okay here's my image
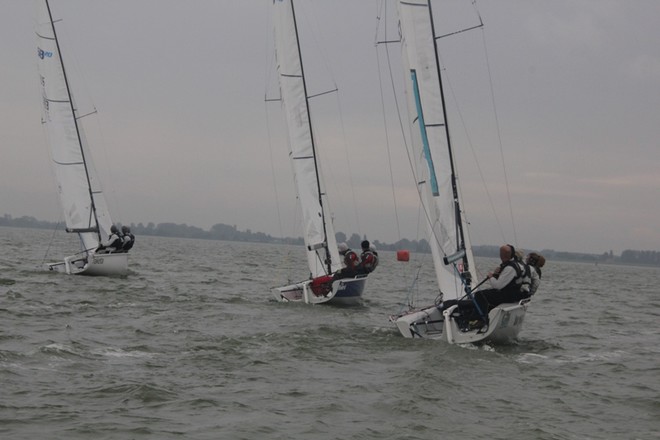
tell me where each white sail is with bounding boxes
[272,0,340,278]
[35,0,114,253]
[398,0,476,300]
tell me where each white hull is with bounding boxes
[390,299,530,344]
[46,252,128,277]
[273,276,367,306]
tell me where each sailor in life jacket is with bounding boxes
[96,225,123,254]
[369,244,379,271]
[358,240,378,274]
[121,225,135,253]
[332,242,360,280]
[476,244,532,310]
[526,252,546,295]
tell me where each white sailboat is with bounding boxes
[271,0,367,305]
[35,0,128,276]
[388,0,528,343]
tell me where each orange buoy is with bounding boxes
[397,250,410,262]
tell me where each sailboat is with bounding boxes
[35,0,128,276]
[270,0,367,305]
[387,0,528,343]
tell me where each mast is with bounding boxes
[44,0,101,242]
[426,0,470,278]
[289,0,333,274]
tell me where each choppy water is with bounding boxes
[1,226,658,439]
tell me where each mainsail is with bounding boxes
[272,0,341,278]
[35,0,114,253]
[398,0,476,300]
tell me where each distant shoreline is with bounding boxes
[2,214,658,267]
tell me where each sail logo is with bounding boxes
[38,47,53,59]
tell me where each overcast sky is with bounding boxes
[2,1,659,255]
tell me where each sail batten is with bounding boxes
[53,161,85,166]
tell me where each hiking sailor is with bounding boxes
[96,225,123,254]
[333,242,360,280]
[526,251,545,295]
[121,225,135,253]
[474,244,531,312]
[357,240,378,274]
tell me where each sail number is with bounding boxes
[37,47,53,59]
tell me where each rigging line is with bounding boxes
[297,1,338,92]
[375,0,402,243]
[45,1,100,243]
[87,104,122,224]
[41,217,63,266]
[263,99,285,242]
[264,13,291,280]
[289,1,332,274]
[334,89,361,236]
[398,265,422,313]
[407,202,435,307]
[379,0,451,261]
[76,109,97,120]
[296,4,358,241]
[438,51,507,243]
[308,88,337,99]
[480,23,518,246]
[55,15,117,221]
[382,5,419,244]
[377,4,450,262]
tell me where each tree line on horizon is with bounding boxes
[2,214,659,266]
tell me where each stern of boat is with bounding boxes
[443,300,529,345]
[389,305,445,339]
[327,276,367,305]
[391,299,530,344]
[273,275,367,305]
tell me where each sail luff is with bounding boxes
[426,0,471,275]
[398,0,476,300]
[273,0,340,277]
[42,0,99,238]
[36,0,113,251]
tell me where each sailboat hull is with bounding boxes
[46,252,128,277]
[390,299,529,344]
[273,276,367,306]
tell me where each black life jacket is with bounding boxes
[109,233,123,251]
[499,260,531,296]
[123,233,135,252]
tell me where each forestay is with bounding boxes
[35,0,113,252]
[272,0,341,278]
[398,0,476,301]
